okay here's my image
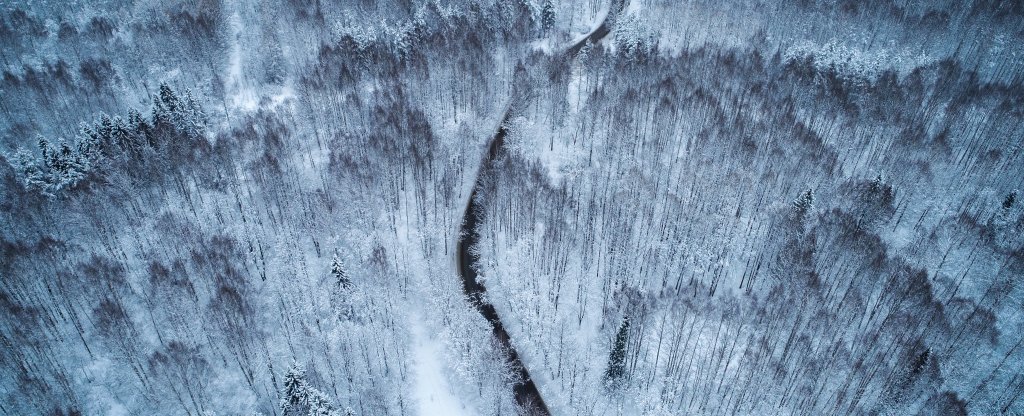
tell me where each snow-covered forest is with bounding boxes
[1,0,1022,415]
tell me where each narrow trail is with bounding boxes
[454,7,621,414]
[409,311,472,416]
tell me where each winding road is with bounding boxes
[456,114,552,415]
[454,7,622,414]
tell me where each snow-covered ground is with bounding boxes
[409,311,473,416]
[2,1,1022,415]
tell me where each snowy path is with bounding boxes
[408,312,472,416]
[224,0,257,111]
[564,0,625,55]
[223,0,295,114]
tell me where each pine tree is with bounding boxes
[540,1,555,33]
[11,147,48,194]
[331,255,351,289]
[280,365,341,416]
[910,348,931,377]
[605,316,630,387]
[793,188,814,215]
[153,83,184,139]
[1003,190,1017,210]
[78,120,104,162]
[869,174,884,194]
[127,109,153,148]
[97,115,114,140]
[55,140,87,188]
[281,366,306,414]
[108,116,134,154]
[38,137,54,170]
[182,90,206,140]
[158,83,181,114]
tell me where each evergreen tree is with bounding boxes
[157,83,181,115]
[793,188,814,215]
[152,83,185,140]
[910,348,931,377]
[126,108,154,148]
[56,140,87,188]
[108,116,134,154]
[39,137,54,170]
[869,174,884,194]
[281,366,307,415]
[331,254,351,289]
[9,83,210,197]
[11,147,48,194]
[182,90,206,140]
[78,120,104,162]
[1003,190,1017,210]
[540,1,555,33]
[280,365,341,416]
[605,316,630,387]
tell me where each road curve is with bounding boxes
[564,0,624,57]
[456,6,624,411]
[456,112,551,415]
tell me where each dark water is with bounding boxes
[456,18,621,410]
[456,120,550,415]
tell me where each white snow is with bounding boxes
[783,39,937,81]
[564,7,609,51]
[409,312,473,416]
[225,0,258,112]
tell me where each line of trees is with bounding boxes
[9,84,205,196]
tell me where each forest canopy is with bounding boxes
[1,0,1022,415]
